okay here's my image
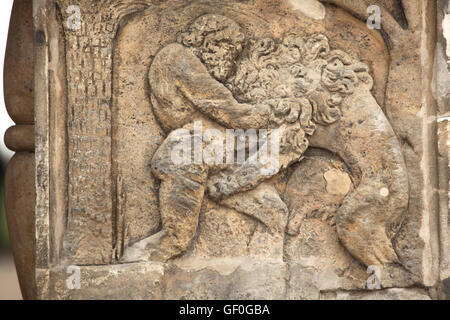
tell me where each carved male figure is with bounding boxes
[121,14,305,262]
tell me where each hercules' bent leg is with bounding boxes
[121,128,208,262]
[150,129,208,261]
[151,171,207,261]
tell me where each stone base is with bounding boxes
[37,257,430,300]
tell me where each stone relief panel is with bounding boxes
[120,12,408,273]
[114,1,404,286]
[32,0,446,299]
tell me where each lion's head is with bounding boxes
[228,33,374,135]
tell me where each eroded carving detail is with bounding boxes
[56,0,149,264]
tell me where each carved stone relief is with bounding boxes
[118,14,408,277]
[11,0,445,299]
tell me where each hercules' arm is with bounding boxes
[168,44,272,129]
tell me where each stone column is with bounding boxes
[3,0,36,300]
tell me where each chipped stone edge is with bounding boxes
[34,0,50,271]
[436,0,450,281]
[288,0,326,20]
[419,0,440,288]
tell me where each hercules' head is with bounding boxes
[178,14,245,82]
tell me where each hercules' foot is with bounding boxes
[120,230,169,263]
